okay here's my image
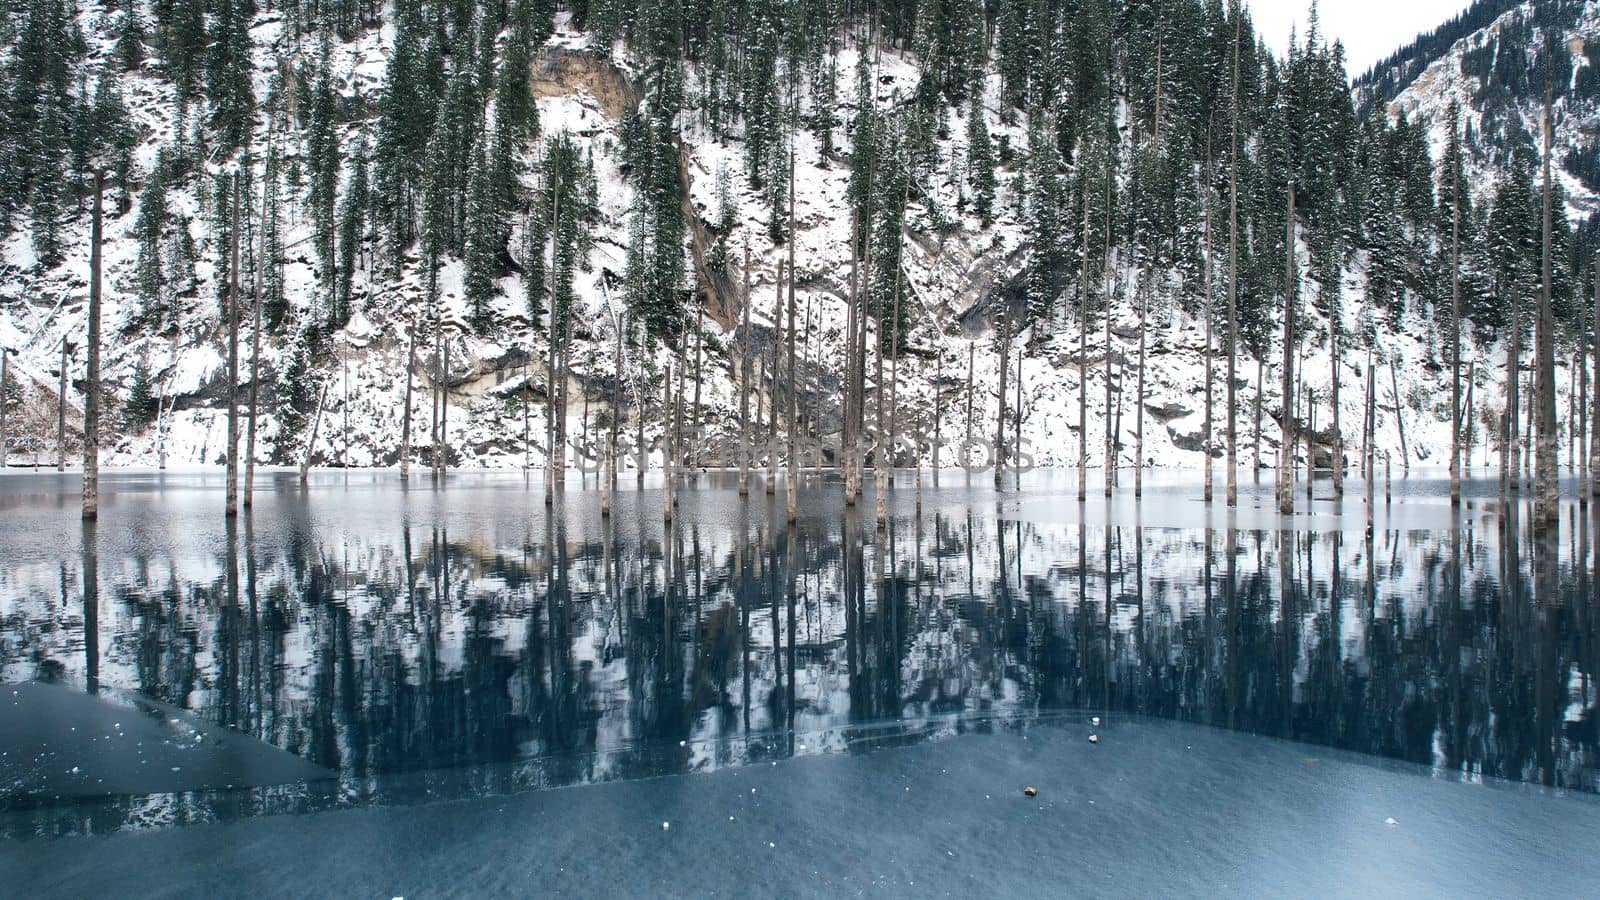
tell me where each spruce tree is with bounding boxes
[966,91,996,227]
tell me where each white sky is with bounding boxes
[1246,0,1479,76]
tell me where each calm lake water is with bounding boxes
[2,468,1598,886]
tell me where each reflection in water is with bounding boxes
[1,477,1598,836]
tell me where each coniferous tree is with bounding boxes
[966,91,996,227]
[205,0,255,150]
[335,141,370,328]
[307,54,342,286]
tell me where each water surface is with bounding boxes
[1,469,1597,849]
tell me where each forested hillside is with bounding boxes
[0,0,1594,479]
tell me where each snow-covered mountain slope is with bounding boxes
[0,7,1587,474]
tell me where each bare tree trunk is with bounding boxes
[1227,12,1242,508]
[603,315,620,517]
[663,359,675,521]
[401,323,416,480]
[57,340,67,471]
[1254,359,1263,481]
[995,311,1007,491]
[300,382,328,483]
[1079,177,1091,502]
[1592,250,1600,496]
[545,165,561,504]
[226,172,241,516]
[1450,149,1462,506]
[341,343,349,469]
[844,212,860,504]
[1277,182,1297,516]
[441,336,451,474]
[1331,295,1344,498]
[636,323,646,488]
[1365,346,1377,508]
[1203,141,1215,503]
[1390,358,1410,473]
[0,348,8,468]
[83,171,104,521]
[786,232,798,524]
[1535,83,1560,527]
[769,260,783,496]
[1014,344,1022,481]
[245,175,265,508]
[692,301,704,474]
[740,244,752,497]
[1135,278,1147,498]
[965,342,975,471]
[1102,165,1115,499]
[430,271,441,478]
[1508,284,1521,489]
[672,341,684,505]
[1464,363,1477,474]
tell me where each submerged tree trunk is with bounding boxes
[663,359,675,521]
[1204,141,1216,503]
[1330,291,1344,498]
[83,171,104,521]
[995,311,1007,491]
[226,173,241,517]
[740,244,752,497]
[545,166,561,505]
[1277,183,1296,516]
[57,339,68,471]
[1534,85,1559,528]
[1507,285,1521,490]
[1226,12,1242,508]
[692,301,704,474]
[245,175,265,508]
[1450,152,1463,506]
[1135,277,1147,498]
[0,349,8,468]
[1102,166,1115,499]
[300,382,328,483]
[1592,250,1600,496]
[1079,178,1091,502]
[400,323,417,480]
[786,160,798,524]
[1389,359,1409,474]
[769,260,783,496]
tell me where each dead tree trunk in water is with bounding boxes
[995,310,1008,491]
[663,359,675,521]
[1592,251,1600,496]
[245,173,265,509]
[843,212,860,504]
[0,349,8,468]
[58,339,68,471]
[545,165,561,505]
[1226,12,1242,508]
[1534,82,1559,528]
[1102,163,1115,499]
[1203,140,1216,503]
[1079,178,1091,502]
[691,301,704,474]
[400,323,417,480]
[786,159,799,523]
[1507,284,1521,490]
[1450,141,1463,506]
[1389,358,1409,474]
[1277,182,1297,516]
[739,244,752,497]
[300,382,328,483]
[225,172,241,517]
[769,260,783,496]
[83,171,104,521]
